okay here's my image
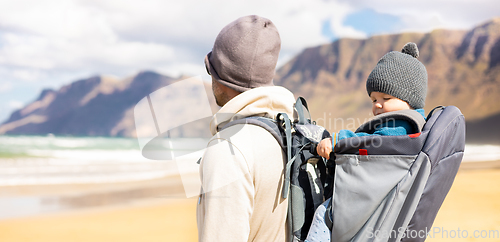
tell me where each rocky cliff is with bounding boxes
[0,71,217,138]
[274,18,500,143]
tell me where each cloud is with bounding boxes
[7,100,24,110]
[78,0,357,67]
[0,0,363,85]
[2,0,497,83]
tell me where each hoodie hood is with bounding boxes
[210,86,295,135]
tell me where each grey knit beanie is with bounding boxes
[204,15,281,93]
[366,42,428,109]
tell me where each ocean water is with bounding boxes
[0,135,208,186]
[461,144,500,162]
[0,135,498,187]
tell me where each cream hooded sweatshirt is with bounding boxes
[197,86,295,242]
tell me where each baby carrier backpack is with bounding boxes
[222,97,331,242]
[323,106,466,242]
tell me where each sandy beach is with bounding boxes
[426,167,500,241]
[0,163,499,242]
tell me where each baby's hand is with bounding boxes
[316,137,333,160]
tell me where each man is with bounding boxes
[197,15,295,242]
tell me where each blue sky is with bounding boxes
[322,8,402,40]
[343,9,401,37]
[0,0,499,123]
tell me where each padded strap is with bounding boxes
[221,116,283,147]
[355,109,426,134]
[295,97,309,125]
[295,97,307,124]
[278,113,293,199]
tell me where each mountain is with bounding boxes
[1,18,500,143]
[274,18,500,143]
[0,71,217,138]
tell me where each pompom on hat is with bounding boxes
[366,42,428,109]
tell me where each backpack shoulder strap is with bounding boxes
[219,96,312,147]
[220,116,283,148]
[355,109,426,134]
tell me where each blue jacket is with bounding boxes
[333,109,425,145]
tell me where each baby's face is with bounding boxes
[370,92,411,116]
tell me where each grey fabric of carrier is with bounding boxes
[355,109,426,134]
[329,106,465,242]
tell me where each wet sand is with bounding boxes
[0,162,498,242]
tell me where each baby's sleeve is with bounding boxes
[335,129,373,143]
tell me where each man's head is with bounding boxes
[211,77,241,107]
[366,42,428,112]
[205,15,281,106]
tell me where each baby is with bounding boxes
[317,42,427,159]
[306,42,428,242]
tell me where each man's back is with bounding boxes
[198,123,288,241]
[197,86,295,241]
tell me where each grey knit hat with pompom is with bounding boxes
[366,42,428,109]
